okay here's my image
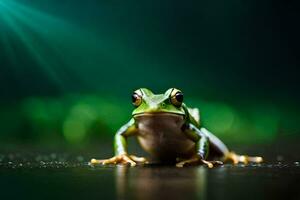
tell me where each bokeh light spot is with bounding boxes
[200,101,236,134]
[63,118,86,144]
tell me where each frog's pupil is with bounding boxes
[175,93,183,102]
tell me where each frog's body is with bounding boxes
[135,113,194,161]
[91,88,263,167]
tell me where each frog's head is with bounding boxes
[131,88,186,117]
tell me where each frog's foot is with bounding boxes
[128,155,149,164]
[90,154,136,166]
[224,151,263,164]
[90,154,148,167]
[176,155,223,168]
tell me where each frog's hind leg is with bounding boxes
[200,128,263,164]
[223,151,263,164]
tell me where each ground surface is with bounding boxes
[0,140,300,200]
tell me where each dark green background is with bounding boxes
[0,0,299,146]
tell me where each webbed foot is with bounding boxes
[176,155,223,168]
[224,151,263,164]
[90,154,148,167]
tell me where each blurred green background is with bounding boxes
[0,0,299,147]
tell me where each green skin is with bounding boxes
[92,88,263,167]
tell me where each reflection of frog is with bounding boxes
[91,88,263,168]
[115,166,207,200]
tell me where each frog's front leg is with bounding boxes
[90,119,147,167]
[176,124,223,168]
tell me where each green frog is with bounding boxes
[91,88,263,168]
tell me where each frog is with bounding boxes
[90,88,263,168]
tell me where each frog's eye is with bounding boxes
[170,89,184,107]
[132,92,142,107]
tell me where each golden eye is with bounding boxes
[132,92,142,107]
[170,89,183,107]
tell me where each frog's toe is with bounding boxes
[129,155,148,164]
[200,160,214,168]
[102,156,119,165]
[90,154,137,166]
[201,160,223,168]
[176,156,223,168]
[90,158,105,165]
[244,156,263,163]
[175,162,185,168]
[176,156,199,167]
[120,155,137,166]
[224,152,239,164]
[211,160,224,165]
[89,157,119,165]
[224,152,263,164]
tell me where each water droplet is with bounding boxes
[77,156,84,162]
[50,153,57,159]
[276,155,284,161]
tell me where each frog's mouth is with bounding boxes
[133,112,185,119]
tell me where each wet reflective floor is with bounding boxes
[1,151,300,200]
